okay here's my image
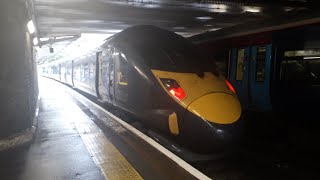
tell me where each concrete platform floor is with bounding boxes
[0,77,198,180]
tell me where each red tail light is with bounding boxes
[226,80,236,94]
[160,78,186,101]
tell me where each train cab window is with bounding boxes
[236,49,245,81]
[282,49,320,84]
[139,46,170,70]
[255,46,267,82]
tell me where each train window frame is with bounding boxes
[235,48,245,81]
[255,46,267,82]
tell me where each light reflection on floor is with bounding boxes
[39,77,142,180]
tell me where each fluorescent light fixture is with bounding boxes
[196,16,213,20]
[33,38,38,46]
[304,56,320,59]
[56,36,74,39]
[27,20,35,34]
[243,6,261,13]
[209,28,221,31]
[40,37,50,41]
[208,4,228,13]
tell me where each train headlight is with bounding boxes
[160,78,186,101]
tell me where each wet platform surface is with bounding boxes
[0,77,198,180]
[1,77,320,180]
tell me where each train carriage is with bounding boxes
[194,22,320,113]
[41,25,243,153]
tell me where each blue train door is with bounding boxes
[230,48,250,109]
[229,45,272,111]
[109,51,116,105]
[250,45,272,111]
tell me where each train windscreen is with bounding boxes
[122,27,219,75]
[136,38,218,75]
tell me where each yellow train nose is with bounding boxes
[187,93,241,124]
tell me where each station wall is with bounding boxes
[0,0,39,138]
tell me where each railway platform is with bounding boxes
[0,77,206,180]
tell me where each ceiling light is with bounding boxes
[196,16,213,20]
[243,6,261,13]
[33,38,38,46]
[27,20,35,34]
[40,37,50,41]
[209,28,221,31]
[207,4,228,13]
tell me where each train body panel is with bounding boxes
[73,54,97,96]
[196,23,320,113]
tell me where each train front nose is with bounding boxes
[183,93,243,153]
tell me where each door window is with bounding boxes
[117,53,129,86]
[101,49,110,86]
[236,49,245,80]
[255,46,267,81]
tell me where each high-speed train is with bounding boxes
[40,25,242,153]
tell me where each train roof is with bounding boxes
[108,25,188,47]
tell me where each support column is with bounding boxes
[0,0,38,138]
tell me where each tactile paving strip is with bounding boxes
[68,100,142,180]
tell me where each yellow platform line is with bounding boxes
[67,100,142,180]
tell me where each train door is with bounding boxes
[114,49,129,109]
[249,45,272,111]
[230,45,272,111]
[58,64,62,81]
[61,63,66,83]
[98,51,107,101]
[230,48,250,109]
[109,50,116,105]
[97,51,103,98]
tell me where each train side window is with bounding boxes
[67,63,71,75]
[236,49,245,81]
[255,46,267,82]
[282,49,320,84]
[83,62,89,81]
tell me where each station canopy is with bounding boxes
[30,0,318,63]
